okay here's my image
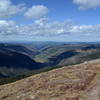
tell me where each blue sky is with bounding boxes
[7,0,100,25]
[9,0,100,25]
[0,0,100,42]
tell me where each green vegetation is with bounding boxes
[0,67,59,85]
[0,75,27,85]
[82,51,100,61]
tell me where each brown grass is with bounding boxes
[1,59,100,100]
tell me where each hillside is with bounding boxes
[1,59,100,100]
[35,43,100,66]
[0,43,38,57]
[0,47,43,78]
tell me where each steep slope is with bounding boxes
[48,50,78,65]
[1,59,100,100]
[0,48,43,77]
[0,43,38,57]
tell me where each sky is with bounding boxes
[0,0,100,42]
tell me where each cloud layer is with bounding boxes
[73,0,100,10]
[0,19,100,42]
[24,5,49,19]
[0,0,26,18]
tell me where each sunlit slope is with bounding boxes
[1,59,100,100]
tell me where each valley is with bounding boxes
[0,42,100,85]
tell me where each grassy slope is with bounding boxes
[1,60,100,100]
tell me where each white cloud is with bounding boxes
[0,20,19,36]
[0,0,26,18]
[34,17,49,26]
[0,19,100,42]
[71,25,100,34]
[24,5,49,19]
[73,0,100,10]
